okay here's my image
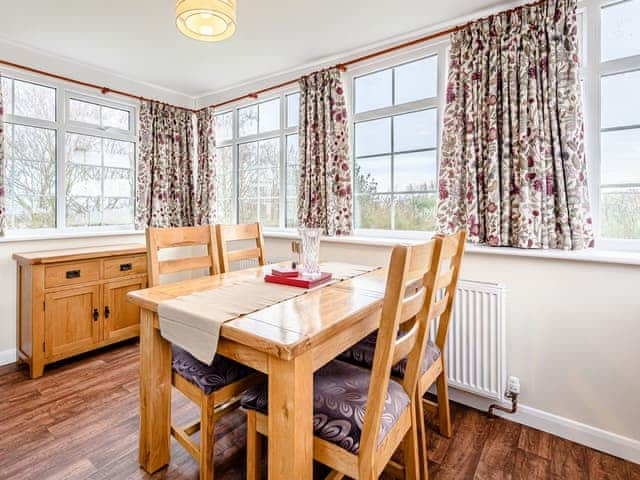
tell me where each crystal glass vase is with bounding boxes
[298,227,322,279]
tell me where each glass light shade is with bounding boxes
[176,0,236,42]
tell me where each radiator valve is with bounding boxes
[488,376,520,418]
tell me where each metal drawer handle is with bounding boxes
[93,308,99,322]
[120,263,133,272]
[66,270,81,279]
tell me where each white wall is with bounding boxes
[265,237,640,456]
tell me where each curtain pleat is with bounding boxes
[194,107,216,226]
[136,100,196,228]
[437,0,594,250]
[298,67,352,236]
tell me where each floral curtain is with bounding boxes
[436,0,594,250]
[0,80,5,236]
[298,67,352,236]
[194,107,216,225]
[136,100,196,228]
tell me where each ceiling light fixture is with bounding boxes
[176,0,236,42]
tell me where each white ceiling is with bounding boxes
[0,0,506,98]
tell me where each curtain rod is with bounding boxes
[210,0,545,110]
[0,0,544,114]
[0,59,197,113]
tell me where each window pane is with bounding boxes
[394,193,437,231]
[601,129,640,185]
[286,134,299,228]
[355,69,392,113]
[355,194,392,229]
[69,99,100,126]
[394,151,437,192]
[259,199,280,227]
[2,77,13,115]
[3,123,56,229]
[239,199,258,224]
[215,112,233,142]
[259,99,280,133]
[602,0,640,61]
[215,146,234,223]
[65,134,134,227]
[101,105,130,130]
[355,118,391,157]
[238,142,257,172]
[286,134,299,165]
[602,71,640,129]
[601,187,640,239]
[355,156,391,193]
[393,109,437,152]
[287,93,300,128]
[13,80,55,121]
[238,105,258,137]
[258,137,279,168]
[394,56,438,104]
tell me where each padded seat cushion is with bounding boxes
[172,345,255,395]
[338,331,441,378]
[241,360,409,454]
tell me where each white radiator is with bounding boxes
[430,280,507,402]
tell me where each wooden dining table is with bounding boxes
[127,263,388,478]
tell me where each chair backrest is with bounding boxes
[359,238,445,463]
[146,225,219,287]
[216,223,266,273]
[432,230,467,352]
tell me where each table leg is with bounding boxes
[138,309,172,473]
[268,351,313,479]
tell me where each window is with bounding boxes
[596,0,640,241]
[213,92,299,228]
[351,54,442,233]
[1,74,137,234]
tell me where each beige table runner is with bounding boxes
[158,263,379,364]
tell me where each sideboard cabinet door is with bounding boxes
[103,278,146,343]
[44,286,101,361]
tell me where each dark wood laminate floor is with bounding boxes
[0,342,637,480]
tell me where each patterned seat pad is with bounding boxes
[172,345,256,395]
[241,360,410,454]
[338,331,441,378]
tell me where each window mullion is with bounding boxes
[56,85,66,230]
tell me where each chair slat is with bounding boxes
[428,294,449,320]
[153,226,214,249]
[436,268,454,290]
[219,223,260,242]
[392,324,419,365]
[226,247,262,263]
[159,255,214,275]
[399,287,426,324]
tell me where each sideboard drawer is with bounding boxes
[103,255,147,279]
[45,261,101,289]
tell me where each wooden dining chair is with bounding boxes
[215,223,266,273]
[146,225,261,480]
[242,240,444,480]
[337,230,467,479]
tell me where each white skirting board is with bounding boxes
[0,348,16,366]
[446,387,640,465]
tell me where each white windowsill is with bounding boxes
[0,229,144,244]
[264,231,640,267]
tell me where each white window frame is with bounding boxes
[582,0,640,251]
[214,89,299,230]
[1,66,138,237]
[344,40,449,239]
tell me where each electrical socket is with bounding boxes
[507,376,521,395]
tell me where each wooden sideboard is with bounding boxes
[13,244,148,378]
